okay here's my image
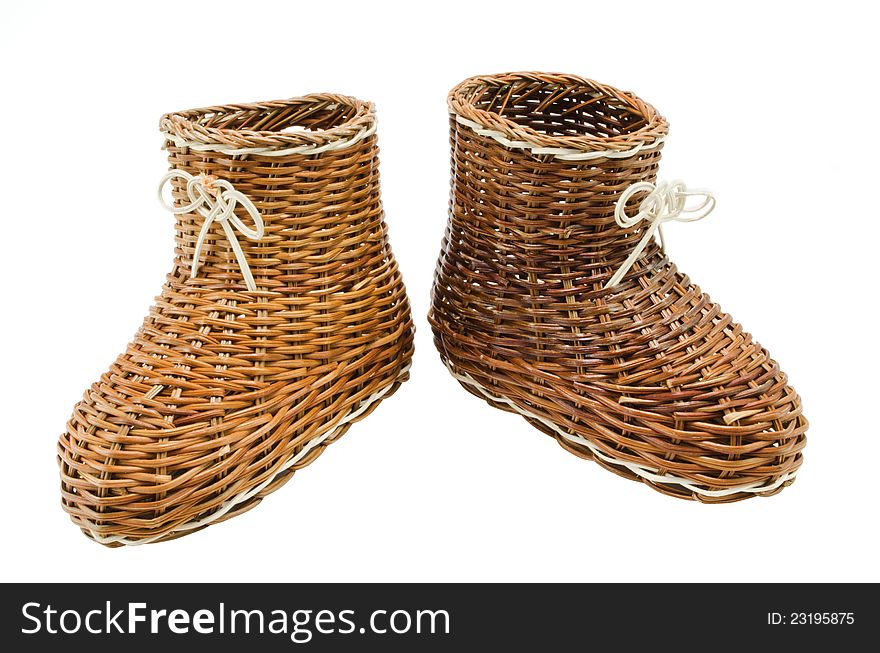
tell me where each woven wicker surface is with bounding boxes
[58,94,414,545]
[430,72,806,502]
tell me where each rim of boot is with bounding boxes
[160,93,377,156]
[448,72,670,160]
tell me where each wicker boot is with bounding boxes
[430,72,806,502]
[58,95,414,544]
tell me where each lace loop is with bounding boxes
[158,170,264,291]
[605,180,715,289]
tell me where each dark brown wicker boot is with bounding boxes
[430,72,806,502]
[58,94,414,544]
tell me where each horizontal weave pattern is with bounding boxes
[59,94,414,544]
[430,72,806,501]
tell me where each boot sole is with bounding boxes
[442,359,800,503]
[64,363,411,546]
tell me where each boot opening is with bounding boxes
[450,72,667,148]
[188,97,366,133]
[160,94,375,152]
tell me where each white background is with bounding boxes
[1,0,877,583]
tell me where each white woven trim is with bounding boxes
[452,113,665,161]
[446,364,798,498]
[161,121,377,157]
[86,363,410,546]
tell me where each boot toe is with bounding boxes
[432,265,807,502]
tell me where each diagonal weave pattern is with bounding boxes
[58,94,414,545]
[430,72,806,502]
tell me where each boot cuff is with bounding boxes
[448,72,668,160]
[159,93,376,157]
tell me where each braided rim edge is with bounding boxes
[159,93,377,156]
[448,71,670,156]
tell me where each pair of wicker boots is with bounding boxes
[59,73,807,545]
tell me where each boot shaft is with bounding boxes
[160,95,388,293]
[445,73,670,273]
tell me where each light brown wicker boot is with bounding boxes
[430,72,806,502]
[58,95,414,545]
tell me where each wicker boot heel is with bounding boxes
[430,72,807,502]
[58,94,414,545]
